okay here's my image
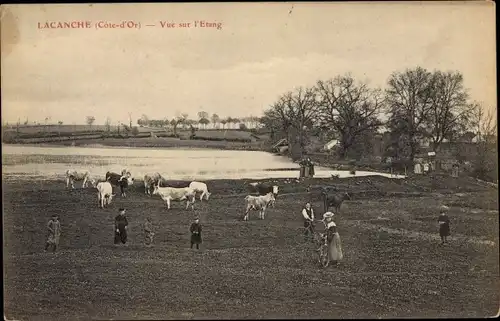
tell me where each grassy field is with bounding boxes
[29,136,267,151]
[2,125,270,150]
[3,174,499,320]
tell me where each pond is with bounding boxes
[1,145,405,180]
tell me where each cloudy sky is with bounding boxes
[1,2,496,125]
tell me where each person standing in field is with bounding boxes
[189,217,202,250]
[144,217,154,246]
[44,214,61,253]
[114,208,129,245]
[438,205,451,244]
[322,212,343,265]
[302,202,315,241]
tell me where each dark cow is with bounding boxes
[321,190,351,214]
[105,170,134,197]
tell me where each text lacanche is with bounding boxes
[37,20,223,30]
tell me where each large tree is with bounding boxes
[385,67,436,162]
[421,71,470,152]
[316,75,383,159]
[262,87,319,158]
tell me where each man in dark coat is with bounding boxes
[114,208,129,245]
[190,217,202,249]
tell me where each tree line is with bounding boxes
[260,66,497,164]
[136,112,262,134]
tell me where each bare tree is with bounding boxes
[57,121,63,136]
[181,113,189,129]
[468,104,498,181]
[421,71,470,151]
[316,75,384,158]
[221,118,228,129]
[86,116,96,130]
[105,117,112,132]
[128,112,133,129]
[385,67,436,162]
[198,111,209,121]
[211,113,220,129]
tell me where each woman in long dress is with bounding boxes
[322,212,343,265]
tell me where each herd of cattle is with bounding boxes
[64,169,290,220]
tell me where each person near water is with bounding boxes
[307,157,315,177]
[45,214,61,252]
[190,217,202,249]
[114,208,129,245]
[322,212,343,265]
[438,205,451,244]
[302,202,315,241]
[144,217,154,246]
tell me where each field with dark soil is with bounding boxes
[3,175,499,320]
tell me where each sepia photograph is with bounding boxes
[1,2,498,320]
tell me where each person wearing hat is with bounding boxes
[45,214,61,253]
[438,205,451,244]
[322,212,343,265]
[189,217,202,250]
[301,202,315,241]
[114,208,129,245]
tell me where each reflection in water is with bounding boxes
[2,145,405,180]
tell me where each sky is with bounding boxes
[1,2,496,125]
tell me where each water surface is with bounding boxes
[2,145,405,180]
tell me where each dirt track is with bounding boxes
[3,174,499,319]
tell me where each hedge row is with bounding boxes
[191,135,251,143]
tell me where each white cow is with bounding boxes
[153,185,196,210]
[144,172,164,196]
[189,181,212,201]
[243,192,276,221]
[96,181,116,208]
[65,170,96,189]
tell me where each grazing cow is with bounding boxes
[144,172,164,196]
[65,170,96,189]
[152,185,196,210]
[243,192,276,221]
[321,190,351,214]
[96,181,116,208]
[105,170,134,197]
[189,181,212,201]
[249,182,279,207]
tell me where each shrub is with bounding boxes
[191,135,251,143]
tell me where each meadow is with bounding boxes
[3,174,499,320]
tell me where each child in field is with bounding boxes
[144,217,154,246]
[190,217,202,250]
[438,205,451,244]
[114,208,129,245]
[44,214,61,253]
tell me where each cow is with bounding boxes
[144,172,164,196]
[96,181,116,208]
[321,190,351,214]
[152,185,196,210]
[65,170,97,189]
[248,182,279,207]
[105,170,134,197]
[243,192,276,221]
[189,181,212,201]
